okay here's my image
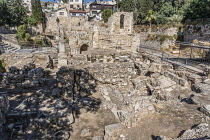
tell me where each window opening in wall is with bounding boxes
[80,44,89,54]
[59,12,64,15]
[120,14,124,29]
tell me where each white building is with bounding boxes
[69,0,83,10]
[22,0,32,12]
[69,10,86,16]
[56,8,69,17]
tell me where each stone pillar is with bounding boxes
[59,41,66,53]
[58,41,68,68]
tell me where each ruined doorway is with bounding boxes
[80,44,89,54]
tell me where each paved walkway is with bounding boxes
[140,49,204,74]
[164,59,204,74]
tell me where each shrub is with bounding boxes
[25,33,31,41]
[102,9,113,23]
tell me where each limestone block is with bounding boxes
[104,123,121,140]
[81,129,92,137]
[148,63,162,73]
[179,78,188,87]
[173,76,180,84]
[179,123,210,139]
[157,75,176,89]
[192,83,210,94]
[58,59,67,67]
[92,136,103,140]
[200,105,210,116]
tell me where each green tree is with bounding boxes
[10,0,28,26]
[0,0,28,27]
[17,24,27,39]
[0,0,10,26]
[183,0,210,21]
[62,0,68,3]
[56,17,60,23]
[156,2,175,24]
[31,0,43,24]
[117,0,136,12]
[28,16,37,26]
[145,10,156,32]
[102,9,113,23]
[135,0,154,24]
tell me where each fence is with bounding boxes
[138,45,210,74]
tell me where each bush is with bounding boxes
[102,9,113,23]
[28,16,37,26]
[25,33,31,41]
[0,60,6,73]
[17,24,27,39]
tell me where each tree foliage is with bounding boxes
[117,0,136,12]
[17,24,27,39]
[17,24,32,41]
[0,0,28,26]
[62,0,68,3]
[116,0,203,25]
[31,0,43,24]
[183,0,210,21]
[145,10,156,28]
[0,0,10,26]
[102,9,113,23]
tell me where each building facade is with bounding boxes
[89,3,115,20]
[69,0,83,10]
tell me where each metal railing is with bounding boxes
[138,45,210,74]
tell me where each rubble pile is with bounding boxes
[0,51,210,139]
[159,123,210,140]
[1,64,48,88]
[0,92,9,131]
[0,64,102,139]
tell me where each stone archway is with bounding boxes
[80,44,89,54]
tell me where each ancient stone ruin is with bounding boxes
[0,12,210,140]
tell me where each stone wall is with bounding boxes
[136,27,177,50]
[45,12,140,56]
[108,12,133,35]
[184,24,210,43]
[91,12,137,53]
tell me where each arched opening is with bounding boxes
[120,14,125,29]
[80,44,89,54]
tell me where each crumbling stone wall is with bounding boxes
[0,92,9,130]
[108,12,133,34]
[91,12,138,52]
[136,27,177,50]
[184,24,210,43]
[45,12,140,55]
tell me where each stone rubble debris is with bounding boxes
[0,51,210,139]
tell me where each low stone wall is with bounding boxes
[184,24,210,43]
[0,34,21,49]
